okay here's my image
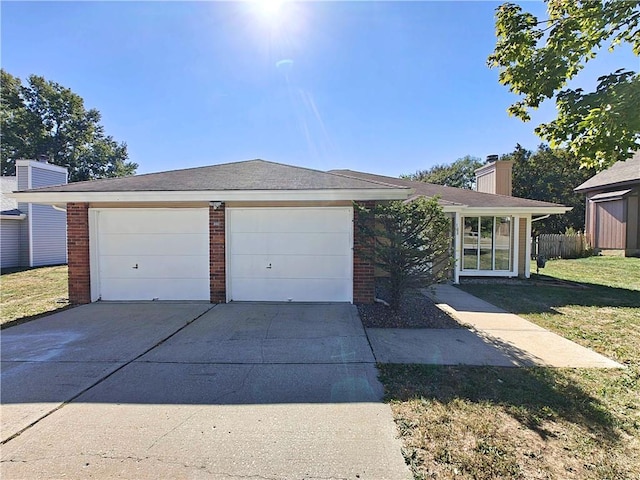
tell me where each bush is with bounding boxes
[355,197,453,310]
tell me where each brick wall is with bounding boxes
[210,204,226,303]
[353,201,375,304]
[67,202,91,304]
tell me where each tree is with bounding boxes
[402,155,484,189]
[502,144,596,234]
[1,70,137,182]
[488,1,640,169]
[355,197,452,311]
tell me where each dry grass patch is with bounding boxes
[1,265,70,327]
[381,365,638,480]
[381,257,639,480]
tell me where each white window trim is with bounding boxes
[458,215,518,278]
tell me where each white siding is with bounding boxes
[16,166,29,191]
[0,220,23,269]
[31,204,67,266]
[14,161,69,267]
[31,167,67,188]
[16,165,31,267]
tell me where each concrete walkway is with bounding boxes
[425,285,622,368]
[366,285,621,368]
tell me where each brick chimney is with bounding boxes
[475,155,513,196]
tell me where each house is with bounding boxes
[1,159,68,269]
[8,159,569,304]
[332,158,570,284]
[575,152,640,257]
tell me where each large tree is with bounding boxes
[402,155,484,189]
[488,1,640,170]
[502,144,596,234]
[1,70,137,182]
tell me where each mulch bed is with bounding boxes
[357,282,462,329]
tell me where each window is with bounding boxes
[462,216,512,271]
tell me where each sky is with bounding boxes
[2,1,638,177]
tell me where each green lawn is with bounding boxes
[0,265,70,327]
[380,256,640,479]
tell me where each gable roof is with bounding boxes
[330,169,569,212]
[1,177,23,217]
[22,160,405,192]
[9,159,410,203]
[575,152,640,192]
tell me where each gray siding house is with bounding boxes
[1,159,68,269]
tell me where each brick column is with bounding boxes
[210,204,226,303]
[353,201,375,304]
[67,202,91,304]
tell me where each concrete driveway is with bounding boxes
[1,303,410,479]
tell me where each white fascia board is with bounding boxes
[7,188,412,204]
[0,214,26,220]
[459,206,572,216]
[440,205,467,213]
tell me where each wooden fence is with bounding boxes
[532,233,592,260]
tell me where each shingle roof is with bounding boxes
[21,159,407,193]
[329,170,566,209]
[574,152,640,192]
[1,177,23,216]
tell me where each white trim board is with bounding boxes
[8,188,410,204]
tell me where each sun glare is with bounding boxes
[253,0,286,18]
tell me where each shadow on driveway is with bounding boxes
[1,302,382,441]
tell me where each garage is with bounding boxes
[92,208,210,301]
[227,207,353,302]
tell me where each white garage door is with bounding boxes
[94,209,209,301]
[228,207,353,302]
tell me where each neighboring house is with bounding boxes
[9,159,569,305]
[575,152,640,257]
[1,159,68,269]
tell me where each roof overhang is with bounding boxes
[7,188,412,204]
[452,206,572,216]
[589,189,632,202]
[575,179,639,193]
[0,213,26,220]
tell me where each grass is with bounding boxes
[0,265,70,328]
[380,256,640,480]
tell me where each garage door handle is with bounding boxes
[266,263,272,269]
[132,263,139,269]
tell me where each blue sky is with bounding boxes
[2,1,638,177]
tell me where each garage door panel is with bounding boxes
[99,255,209,279]
[229,232,350,256]
[230,278,350,302]
[100,278,210,301]
[230,254,350,279]
[267,233,350,255]
[270,254,350,278]
[228,207,353,302]
[94,208,209,301]
[99,210,208,235]
[228,233,270,255]
[229,209,352,233]
[258,210,351,233]
[99,233,209,256]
